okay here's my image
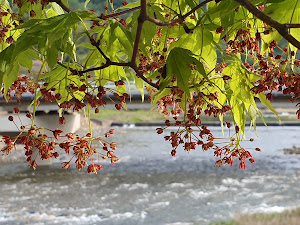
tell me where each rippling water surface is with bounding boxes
[1,126,300,225]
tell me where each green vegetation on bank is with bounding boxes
[210,207,300,225]
[90,109,164,123]
[90,109,299,124]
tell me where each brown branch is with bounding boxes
[182,0,214,19]
[235,0,300,50]
[49,1,159,91]
[131,22,144,64]
[110,62,131,67]
[131,0,147,65]
[82,62,130,73]
[99,6,141,19]
[81,61,159,89]
[129,0,160,89]
[82,0,159,90]
[146,16,182,26]
[285,24,300,28]
[48,0,71,13]
[89,37,111,62]
[140,0,147,16]
[92,1,215,90]
[131,64,160,89]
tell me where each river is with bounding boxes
[0,126,300,225]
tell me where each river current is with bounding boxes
[0,126,300,225]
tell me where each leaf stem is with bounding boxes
[48,0,71,13]
[88,103,92,144]
[32,59,46,126]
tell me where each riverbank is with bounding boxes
[211,207,300,225]
[90,109,300,126]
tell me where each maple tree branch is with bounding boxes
[81,62,130,73]
[235,0,300,50]
[87,0,219,90]
[146,16,182,26]
[89,37,111,63]
[89,0,216,90]
[182,0,214,19]
[99,6,141,19]
[131,0,147,65]
[128,0,160,90]
[79,0,160,90]
[285,24,300,28]
[131,64,160,89]
[81,61,159,89]
[131,21,144,64]
[48,0,71,13]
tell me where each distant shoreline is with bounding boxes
[110,121,300,127]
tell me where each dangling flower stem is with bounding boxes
[32,59,46,126]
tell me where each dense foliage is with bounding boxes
[68,0,133,12]
[0,0,299,173]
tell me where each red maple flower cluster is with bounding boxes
[218,19,300,119]
[4,76,38,104]
[0,104,119,173]
[152,85,259,169]
[0,8,23,45]
[12,0,48,16]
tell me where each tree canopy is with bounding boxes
[68,0,134,12]
[0,0,299,173]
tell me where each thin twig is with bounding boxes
[131,64,160,89]
[82,64,110,73]
[181,0,213,19]
[89,37,111,62]
[82,62,130,73]
[99,6,141,19]
[146,16,182,26]
[285,24,300,28]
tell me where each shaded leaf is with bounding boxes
[256,93,280,121]
[166,48,195,94]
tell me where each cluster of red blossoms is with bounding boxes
[0,65,129,173]
[1,107,118,173]
[4,76,38,103]
[34,75,130,123]
[153,85,260,169]
[0,65,131,173]
[96,0,129,28]
[217,20,300,118]
[223,25,300,103]
[0,7,24,45]
[12,0,48,18]
[2,1,299,173]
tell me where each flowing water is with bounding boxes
[0,126,300,225]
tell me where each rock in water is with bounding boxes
[283,146,300,154]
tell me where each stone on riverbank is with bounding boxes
[283,146,300,154]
